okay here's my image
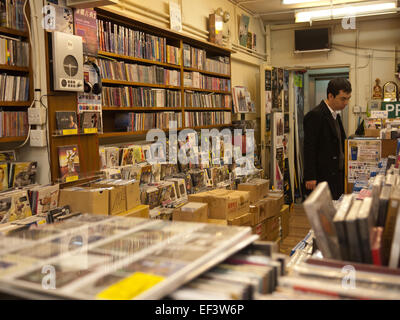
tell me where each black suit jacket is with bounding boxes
[303,100,346,199]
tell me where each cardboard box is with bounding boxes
[264,215,280,241]
[364,128,380,137]
[228,212,253,226]
[92,180,140,212]
[280,205,290,239]
[118,204,150,219]
[252,221,265,239]
[173,202,208,223]
[207,212,253,227]
[59,188,110,215]
[266,196,282,218]
[238,179,269,204]
[249,203,261,225]
[232,190,250,215]
[189,189,249,220]
[268,190,285,207]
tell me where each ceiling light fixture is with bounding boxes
[282,0,321,4]
[295,0,397,23]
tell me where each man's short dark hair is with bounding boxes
[327,78,352,98]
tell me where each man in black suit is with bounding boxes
[303,78,352,200]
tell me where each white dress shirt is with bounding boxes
[324,100,340,120]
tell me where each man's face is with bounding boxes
[328,90,351,111]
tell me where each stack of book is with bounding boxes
[0,111,28,137]
[98,59,180,86]
[102,86,181,108]
[166,44,180,65]
[205,56,230,75]
[97,19,167,62]
[0,36,29,67]
[303,159,400,268]
[184,91,232,108]
[115,112,183,131]
[184,111,231,127]
[0,74,29,101]
[0,0,26,31]
[184,71,230,91]
[183,44,206,70]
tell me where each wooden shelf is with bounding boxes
[102,78,181,90]
[183,67,231,79]
[0,27,28,38]
[0,65,29,73]
[184,107,231,111]
[0,101,30,107]
[184,87,231,94]
[0,136,27,143]
[103,106,182,111]
[99,124,231,138]
[98,51,181,70]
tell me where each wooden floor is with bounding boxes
[280,204,311,256]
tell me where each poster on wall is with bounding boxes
[347,139,381,183]
[73,8,98,56]
[265,91,272,114]
[239,14,250,47]
[272,112,285,190]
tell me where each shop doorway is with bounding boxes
[294,67,350,201]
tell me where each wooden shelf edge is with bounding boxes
[98,50,181,69]
[183,67,231,78]
[102,78,181,89]
[184,87,231,94]
[103,106,182,111]
[0,27,28,37]
[0,101,31,107]
[0,65,29,72]
[184,107,232,111]
[0,136,27,143]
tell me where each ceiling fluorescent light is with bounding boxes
[282,0,320,4]
[295,0,397,23]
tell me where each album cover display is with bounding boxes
[55,111,78,132]
[58,145,80,181]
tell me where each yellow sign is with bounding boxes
[62,129,78,135]
[65,175,78,182]
[97,272,164,300]
[84,128,98,134]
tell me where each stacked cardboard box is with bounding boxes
[173,202,208,222]
[118,204,150,219]
[59,180,140,216]
[188,189,250,220]
[279,204,290,239]
[238,179,270,204]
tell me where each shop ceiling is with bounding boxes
[230,0,400,25]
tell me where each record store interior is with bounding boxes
[0,0,399,300]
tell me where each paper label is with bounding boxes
[62,129,78,135]
[96,272,164,300]
[65,175,79,182]
[84,128,98,134]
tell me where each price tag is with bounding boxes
[62,129,78,135]
[370,110,388,119]
[84,128,98,134]
[96,272,164,300]
[65,175,78,182]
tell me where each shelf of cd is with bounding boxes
[184,87,231,94]
[99,124,231,138]
[184,107,231,111]
[98,50,182,70]
[102,79,181,90]
[183,67,230,79]
[102,106,182,111]
[0,27,28,38]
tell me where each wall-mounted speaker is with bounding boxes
[52,31,84,92]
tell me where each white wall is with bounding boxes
[270,17,400,136]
